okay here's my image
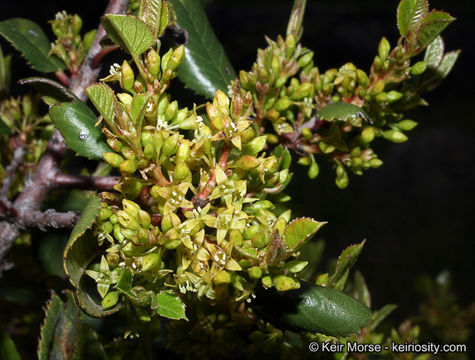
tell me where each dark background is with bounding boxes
[2,0,474,325]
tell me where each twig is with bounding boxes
[1,145,25,199]
[54,174,119,191]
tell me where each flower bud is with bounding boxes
[103,152,124,167]
[356,69,369,87]
[273,275,300,291]
[290,82,312,100]
[161,213,181,233]
[252,231,268,248]
[228,229,243,247]
[138,209,151,228]
[383,129,408,143]
[122,199,140,218]
[316,273,329,285]
[243,136,267,155]
[142,253,160,272]
[120,60,134,92]
[261,276,273,288]
[214,270,232,285]
[298,51,314,68]
[335,164,349,189]
[146,49,160,76]
[173,162,190,181]
[361,126,376,143]
[235,155,260,171]
[214,90,230,116]
[161,48,173,72]
[165,100,178,121]
[243,224,259,240]
[117,93,133,108]
[271,55,281,78]
[410,61,427,76]
[274,97,292,112]
[113,224,125,242]
[117,210,141,231]
[285,34,296,57]
[176,140,190,163]
[370,79,385,95]
[248,266,263,279]
[101,291,119,309]
[99,207,113,221]
[370,158,383,168]
[162,133,179,156]
[308,161,319,179]
[83,29,96,50]
[397,119,418,131]
[157,94,169,116]
[144,143,156,160]
[386,90,403,103]
[378,37,390,61]
[167,45,185,71]
[375,92,387,103]
[119,158,137,175]
[301,127,312,140]
[298,156,311,166]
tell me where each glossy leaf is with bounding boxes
[417,11,454,47]
[0,330,20,360]
[86,83,117,126]
[397,0,428,37]
[49,101,111,160]
[139,0,171,38]
[169,0,236,98]
[252,281,372,337]
[101,15,155,56]
[318,102,371,124]
[153,292,187,320]
[19,77,77,105]
[0,18,65,73]
[283,217,326,251]
[424,36,444,68]
[63,195,122,317]
[327,240,365,291]
[38,291,107,360]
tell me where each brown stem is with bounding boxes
[1,145,25,199]
[54,174,119,191]
[92,45,120,68]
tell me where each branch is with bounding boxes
[1,145,25,199]
[0,0,130,268]
[54,174,119,191]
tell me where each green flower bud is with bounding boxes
[106,138,123,152]
[273,275,300,291]
[167,45,185,71]
[137,210,151,228]
[235,155,260,171]
[176,140,190,163]
[214,270,232,285]
[123,199,140,217]
[157,94,169,115]
[101,291,119,309]
[117,93,133,108]
[370,79,385,95]
[386,90,403,103]
[243,224,259,240]
[397,119,418,131]
[161,213,181,233]
[375,92,387,103]
[356,69,370,87]
[361,127,376,144]
[83,29,96,50]
[248,266,262,279]
[117,210,141,231]
[120,60,134,91]
[164,238,181,250]
[246,200,274,214]
[110,214,118,224]
[298,51,314,68]
[99,207,113,221]
[290,82,313,100]
[138,228,149,244]
[231,274,246,291]
[99,221,113,234]
[142,253,160,272]
[261,275,273,288]
[243,136,267,155]
[308,161,319,179]
[252,231,269,249]
[21,96,32,118]
[335,164,349,189]
[285,34,296,57]
[410,61,427,76]
[103,152,124,168]
[274,97,292,112]
[298,156,311,166]
[162,133,179,156]
[173,162,190,181]
[119,159,137,175]
[265,109,279,121]
[378,37,390,61]
[165,100,178,122]
[146,49,160,76]
[144,143,156,160]
[301,127,312,140]
[275,75,288,88]
[383,129,408,143]
[106,253,119,268]
[316,273,329,285]
[113,224,125,242]
[370,158,383,168]
[266,134,279,144]
[271,55,281,78]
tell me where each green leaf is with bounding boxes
[0,46,11,96]
[153,292,187,320]
[139,0,173,38]
[64,195,122,318]
[370,304,397,331]
[424,36,444,68]
[417,11,455,47]
[327,240,365,291]
[397,0,428,38]
[86,83,117,126]
[0,119,11,135]
[49,101,111,160]
[116,268,133,295]
[283,217,326,251]
[0,330,21,360]
[19,77,78,105]
[317,102,371,124]
[38,291,107,360]
[353,271,371,308]
[169,0,236,98]
[424,50,460,92]
[101,15,155,56]
[252,281,372,337]
[0,18,65,73]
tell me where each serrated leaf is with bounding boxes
[154,292,187,320]
[139,0,171,38]
[424,50,460,92]
[64,195,122,318]
[49,101,111,160]
[86,83,117,126]
[417,11,454,47]
[424,36,444,68]
[397,0,428,38]
[370,304,397,331]
[169,0,236,98]
[327,240,365,291]
[101,15,155,56]
[19,77,78,105]
[0,330,21,360]
[318,102,371,124]
[252,281,372,337]
[38,291,107,360]
[283,217,326,251]
[0,18,65,73]
[353,271,371,308]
